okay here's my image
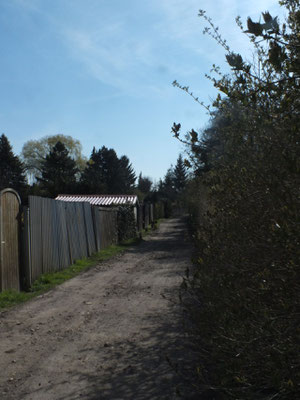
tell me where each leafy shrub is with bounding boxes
[175,2,300,399]
[117,205,137,242]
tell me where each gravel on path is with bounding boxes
[0,217,196,400]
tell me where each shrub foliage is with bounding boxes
[174,2,300,399]
[117,206,137,243]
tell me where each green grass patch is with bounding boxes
[0,289,36,309]
[0,237,142,311]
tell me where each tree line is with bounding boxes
[173,1,299,399]
[0,133,189,204]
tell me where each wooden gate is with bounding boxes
[0,189,21,291]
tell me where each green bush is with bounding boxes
[174,3,300,399]
[117,205,137,242]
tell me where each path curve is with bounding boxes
[0,218,194,400]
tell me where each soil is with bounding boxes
[0,217,197,400]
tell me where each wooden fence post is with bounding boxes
[21,206,31,289]
[0,188,21,292]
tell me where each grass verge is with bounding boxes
[0,236,141,311]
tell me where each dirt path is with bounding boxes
[0,218,195,400]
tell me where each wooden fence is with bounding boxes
[0,191,158,291]
[23,196,118,287]
[136,203,159,232]
[93,207,117,250]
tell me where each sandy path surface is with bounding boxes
[0,218,195,400]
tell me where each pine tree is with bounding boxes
[101,147,123,193]
[173,154,187,193]
[37,141,78,197]
[118,156,136,193]
[137,173,152,194]
[0,134,26,192]
[80,147,106,194]
[80,146,136,194]
[162,166,176,200]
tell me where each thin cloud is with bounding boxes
[11,0,41,11]
[153,0,284,56]
[62,26,157,95]
[11,0,285,99]
[58,3,206,96]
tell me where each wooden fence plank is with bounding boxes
[99,209,105,249]
[47,198,60,273]
[144,204,150,228]
[137,205,143,233]
[41,198,54,273]
[83,202,96,256]
[29,196,43,282]
[75,202,88,259]
[55,201,71,270]
[65,202,80,263]
[92,207,101,251]
[21,206,31,289]
[50,199,60,271]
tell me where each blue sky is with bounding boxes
[0,0,284,182]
